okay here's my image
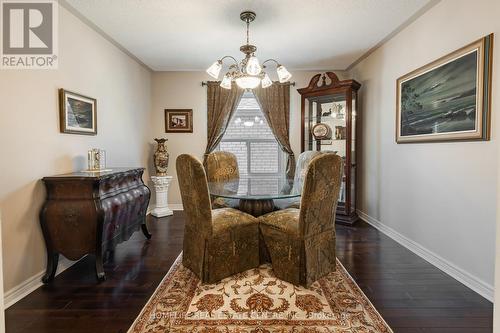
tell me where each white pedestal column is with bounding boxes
[150,176,173,217]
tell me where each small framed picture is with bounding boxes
[335,126,347,140]
[59,89,97,135]
[165,109,193,133]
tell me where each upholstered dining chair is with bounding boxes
[259,153,343,287]
[205,151,240,209]
[274,150,322,210]
[176,154,260,284]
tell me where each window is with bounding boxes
[219,91,283,176]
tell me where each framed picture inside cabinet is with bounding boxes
[59,89,97,135]
[396,34,493,143]
[165,109,193,133]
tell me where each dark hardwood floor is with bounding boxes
[6,212,493,333]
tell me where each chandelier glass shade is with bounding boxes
[261,73,273,88]
[245,56,262,76]
[206,11,292,90]
[206,61,222,79]
[276,65,292,83]
[220,74,232,89]
[235,75,261,89]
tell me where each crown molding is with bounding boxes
[58,0,153,72]
[346,0,442,71]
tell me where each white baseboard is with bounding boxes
[357,210,494,302]
[4,256,81,308]
[4,206,179,309]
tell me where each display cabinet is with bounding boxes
[298,72,361,225]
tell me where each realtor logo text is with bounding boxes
[1,0,58,69]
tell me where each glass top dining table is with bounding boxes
[208,174,301,216]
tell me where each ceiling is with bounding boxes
[64,0,434,71]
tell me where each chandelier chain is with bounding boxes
[246,19,249,45]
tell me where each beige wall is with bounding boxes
[0,5,152,292]
[350,0,499,297]
[150,70,348,205]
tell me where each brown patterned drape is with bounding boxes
[253,83,295,178]
[204,82,244,165]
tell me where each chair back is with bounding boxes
[299,153,343,237]
[205,151,240,182]
[176,154,213,235]
[292,151,322,194]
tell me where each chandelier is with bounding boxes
[206,11,292,90]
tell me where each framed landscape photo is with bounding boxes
[396,34,493,143]
[165,109,193,133]
[59,89,97,135]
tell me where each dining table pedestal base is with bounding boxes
[238,199,275,217]
[208,175,299,218]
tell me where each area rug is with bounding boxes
[129,254,392,333]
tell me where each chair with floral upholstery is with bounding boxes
[259,153,343,287]
[205,151,240,209]
[274,150,322,210]
[176,154,260,284]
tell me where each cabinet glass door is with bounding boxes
[350,91,357,213]
[304,92,347,208]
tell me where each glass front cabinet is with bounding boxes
[298,72,361,225]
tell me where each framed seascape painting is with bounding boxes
[59,89,97,135]
[165,109,193,133]
[396,34,493,143]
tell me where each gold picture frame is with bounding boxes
[59,89,97,135]
[165,109,193,133]
[396,34,493,143]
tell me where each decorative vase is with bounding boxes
[153,138,169,176]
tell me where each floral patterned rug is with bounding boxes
[129,254,392,333]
